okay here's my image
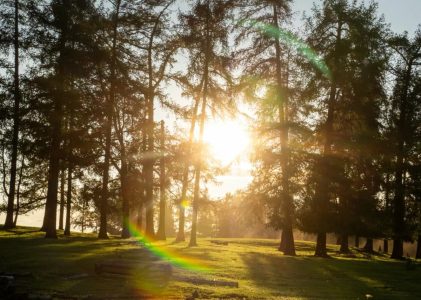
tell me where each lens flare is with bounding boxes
[240,19,332,79]
[127,222,211,273]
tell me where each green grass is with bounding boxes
[1,227,420,299]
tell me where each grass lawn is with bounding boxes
[0,227,420,299]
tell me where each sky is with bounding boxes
[2,0,420,228]
[294,0,420,34]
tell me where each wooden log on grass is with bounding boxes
[174,275,238,288]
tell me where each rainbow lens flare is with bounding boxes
[127,222,211,273]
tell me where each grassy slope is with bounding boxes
[0,227,420,299]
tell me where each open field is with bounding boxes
[0,227,420,299]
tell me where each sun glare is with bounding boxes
[203,119,250,165]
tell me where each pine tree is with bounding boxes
[387,28,421,259]
[234,0,296,255]
[301,0,388,256]
[179,0,234,247]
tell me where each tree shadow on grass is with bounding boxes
[240,250,421,300]
[0,231,213,298]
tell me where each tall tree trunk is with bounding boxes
[64,162,72,236]
[143,0,173,238]
[13,194,19,227]
[13,156,24,227]
[336,235,342,245]
[383,239,389,253]
[339,234,349,253]
[64,105,73,236]
[416,235,421,259]
[189,91,208,247]
[44,101,63,238]
[391,66,411,260]
[273,4,295,256]
[391,157,405,258]
[144,153,154,237]
[355,236,360,248]
[59,169,65,230]
[363,238,373,253]
[117,116,130,238]
[81,196,86,233]
[4,0,20,230]
[144,18,157,239]
[98,0,121,239]
[176,97,201,242]
[156,121,166,240]
[137,131,146,231]
[279,225,295,255]
[189,166,201,247]
[137,201,143,230]
[121,159,130,238]
[315,232,327,257]
[383,173,391,254]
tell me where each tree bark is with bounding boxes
[143,157,155,238]
[136,131,146,231]
[137,201,143,231]
[118,120,130,238]
[279,225,295,255]
[315,232,328,257]
[189,165,201,247]
[363,238,373,253]
[383,239,389,253]
[64,162,72,236]
[279,231,286,252]
[156,121,166,240]
[13,156,24,227]
[416,235,421,259]
[4,0,20,230]
[59,169,65,230]
[120,160,130,238]
[44,98,62,238]
[339,234,349,253]
[64,104,73,236]
[189,97,207,246]
[176,97,201,242]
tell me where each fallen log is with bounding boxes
[174,275,238,288]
